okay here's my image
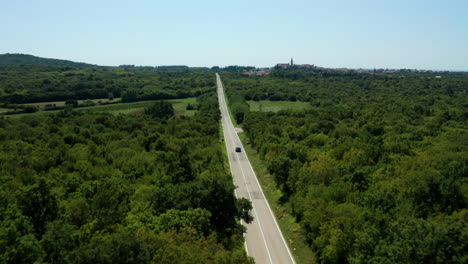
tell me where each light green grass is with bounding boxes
[247,100,312,112]
[79,97,196,116]
[171,98,197,117]
[6,98,197,118]
[238,133,316,264]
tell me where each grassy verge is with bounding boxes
[247,100,312,112]
[238,133,316,264]
[221,90,238,127]
[219,121,230,173]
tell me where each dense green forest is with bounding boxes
[0,55,213,104]
[1,53,466,263]
[222,70,468,263]
[0,92,254,263]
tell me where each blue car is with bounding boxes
[235,147,242,152]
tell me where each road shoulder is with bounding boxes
[238,133,317,264]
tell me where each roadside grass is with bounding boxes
[238,132,317,264]
[219,85,238,126]
[219,122,231,177]
[219,76,313,262]
[247,100,312,112]
[6,98,197,118]
[218,77,315,262]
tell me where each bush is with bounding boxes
[186,103,195,110]
[24,106,39,113]
[145,101,174,119]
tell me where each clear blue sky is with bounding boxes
[2,0,467,70]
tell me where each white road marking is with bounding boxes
[225,119,274,264]
[239,139,297,264]
[217,73,295,264]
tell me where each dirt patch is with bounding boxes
[235,128,244,133]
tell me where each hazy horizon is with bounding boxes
[2,0,468,71]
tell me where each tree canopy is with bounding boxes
[0,92,253,263]
[0,63,215,104]
[222,70,468,263]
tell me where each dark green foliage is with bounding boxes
[235,111,245,124]
[224,92,249,124]
[228,71,468,263]
[91,177,132,226]
[267,156,292,194]
[144,101,175,119]
[0,93,252,263]
[0,205,45,263]
[186,103,195,110]
[221,66,256,72]
[65,100,79,108]
[236,198,254,224]
[23,105,38,113]
[351,212,468,264]
[41,221,78,264]
[70,228,253,264]
[18,179,58,237]
[150,177,242,234]
[0,63,215,104]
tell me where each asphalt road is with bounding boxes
[216,73,296,264]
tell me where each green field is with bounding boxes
[247,100,312,112]
[75,97,197,116]
[7,98,197,118]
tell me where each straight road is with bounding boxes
[216,73,296,264]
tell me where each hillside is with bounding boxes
[0,53,96,68]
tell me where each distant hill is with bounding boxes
[0,53,97,68]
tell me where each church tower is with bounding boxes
[290,58,294,65]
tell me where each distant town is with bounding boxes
[242,58,444,76]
